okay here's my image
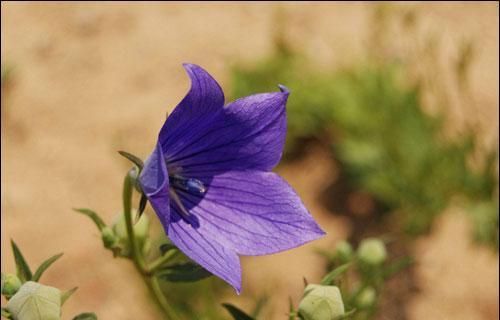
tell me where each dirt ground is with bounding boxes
[1,2,498,319]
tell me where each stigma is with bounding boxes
[169,175,206,194]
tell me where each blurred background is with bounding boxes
[1,2,498,319]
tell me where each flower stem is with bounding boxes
[123,172,147,272]
[122,172,180,320]
[147,275,181,320]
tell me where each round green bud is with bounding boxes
[6,281,61,320]
[1,274,22,299]
[101,226,118,249]
[357,238,387,266]
[112,210,150,241]
[334,240,353,262]
[298,284,345,320]
[355,286,377,309]
[112,211,150,256]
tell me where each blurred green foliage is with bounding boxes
[230,6,498,249]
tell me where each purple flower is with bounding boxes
[139,63,325,293]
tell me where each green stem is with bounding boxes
[147,275,181,320]
[123,173,147,272]
[148,250,178,274]
[122,172,179,320]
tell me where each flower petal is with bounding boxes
[139,142,170,226]
[167,212,242,293]
[164,86,289,175]
[159,63,225,151]
[174,170,326,256]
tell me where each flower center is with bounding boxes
[168,174,206,227]
[169,175,206,194]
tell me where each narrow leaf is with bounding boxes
[32,253,64,282]
[157,262,212,282]
[72,312,97,320]
[222,303,255,320]
[137,193,148,221]
[321,263,351,285]
[73,208,106,231]
[61,287,78,305]
[10,240,32,282]
[118,151,144,169]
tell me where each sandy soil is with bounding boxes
[1,2,498,319]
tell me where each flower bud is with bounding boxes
[298,284,345,320]
[357,238,387,266]
[6,281,61,320]
[334,240,353,263]
[355,286,377,309]
[1,273,22,299]
[112,211,150,256]
[101,226,118,249]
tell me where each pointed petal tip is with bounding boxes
[278,84,290,95]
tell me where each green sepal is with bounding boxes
[137,193,148,219]
[61,287,78,305]
[118,150,144,170]
[10,240,32,282]
[222,303,255,320]
[321,263,350,285]
[159,243,178,255]
[32,253,64,282]
[72,312,97,320]
[73,208,106,231]
[157,262,212,283]
[334,309,356,320]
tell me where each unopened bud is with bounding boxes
[1,274,22,299]
[355,286,377,309]
[357,238,387,266]
[298,284,345,320]
[112,211,150,256]
[6,281,61,320]
[334,240,353,263]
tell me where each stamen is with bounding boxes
[169,175,206,194]
[169,189,191,218]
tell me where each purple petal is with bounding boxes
[167,214,242,293]
[138,142,170,226]
[174,171,326,256]
[159,64,225,152]
[163,86,290,175]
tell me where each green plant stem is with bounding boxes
[148,250,178,274]
[123,173,147,272]
[122,173,180,320]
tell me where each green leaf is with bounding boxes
[1,308,12,319]
[157,262,212,282]
[61,287,78,305]
[32,253,64,282]
[10,240,32,282]
[222,303,255,320]
[320,263,350,285]
[118,150,144,170]
[72,312,97,320]
[73,208,106,231]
